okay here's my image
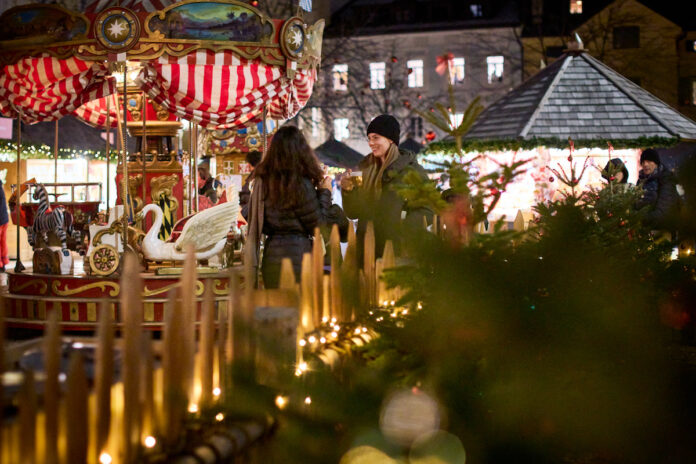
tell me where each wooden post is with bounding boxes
[43,310,61,464]
[95,300,113,460]
[329,225,342,321]
[279,258,296,290]
[300,253,314,333]
[364,222,376,307]
[140,331,155,440]
[181,246,198,401]
[141,91,148,213]
[53,120,59,188]
[18,370,36,464]
[200,282,215,407]
[14,110,24,272]
[312,228,323,326]
[162,290,186,446]
[121,252,143,463]
[120,67,129,253]
[66,352,88,464]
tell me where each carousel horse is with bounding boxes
[28,184,77,252]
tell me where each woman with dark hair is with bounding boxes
[245,125,332,288]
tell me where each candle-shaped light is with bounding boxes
[43,309,60,464]
[217,280,229,400]
[66,351,88,464]
[140,331,155,439]
[162,290,185,445]
[322,274,331,323]
[180,246,198,401]
[382,240,395,303]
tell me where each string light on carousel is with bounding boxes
[0,1,324,463]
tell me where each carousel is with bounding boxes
[0,0,322,330]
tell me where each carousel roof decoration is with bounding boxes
[0,0,324,129]
[313,137,364,169]
[464,47,696,143]
[207,119,279,155]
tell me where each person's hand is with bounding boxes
[340,170,354,191]
[320,175,333,192]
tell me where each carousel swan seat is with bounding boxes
[87,205,126,256]
[140,200,240,261]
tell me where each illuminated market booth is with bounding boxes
[422,45,696,224]
[0,0,323,329]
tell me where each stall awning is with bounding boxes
[314,138,364,169]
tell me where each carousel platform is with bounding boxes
[1,257,234,331]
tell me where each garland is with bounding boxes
[423,136,680,155]
[0,140,118,162]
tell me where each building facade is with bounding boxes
[302,0,524,154]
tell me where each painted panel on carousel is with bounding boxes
[0,4,89,44]
[147,1,274,42]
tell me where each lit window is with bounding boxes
[449,57,465,84]
[311,107,321,137]
[334,118,350,141]
[407,59,424,88]
[370,62,386,89]
[678,77,696,106]
[570,0,582,14]
[332,64,348,91]
[470,4,483,17]
[486,55,504,83]
[409,117,423,137]
[688,40,696,52]
[449,113,464,128]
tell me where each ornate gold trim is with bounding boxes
[12,279,48,295]
[142,280,205,297]
[52,280,120,297]
[150,174,180,213]
[213,279,229,296]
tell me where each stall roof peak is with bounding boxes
[465,51,696,142]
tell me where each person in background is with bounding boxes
[239,149,262,212]
[245,126,332,288]
[601,158,630,186]
[635,148,680,231]
[198,157,223,204]
[0,180,8,272]
[340,114,432,261]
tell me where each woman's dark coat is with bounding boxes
[257,178,331,288]
[342,149,432,260]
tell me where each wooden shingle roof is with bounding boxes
[466,51,696,142]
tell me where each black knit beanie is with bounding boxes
[366,114,400,145]
[640,148,660,165]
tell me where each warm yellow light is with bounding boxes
[322,316,329,323]
[402,309,409,315]
[362,327,368,333]
[333,324,341,331]
[275,395,288,409]
[354,328,361,335]
[215,413,224,422]
[331,317,337,323]
[99,453,113,464]
[295,368,303,376]
[308,335,317,343]
[299,339,307,347]
[390,300,395,306]
[330,331,338,338]
[144,436,156,448]
[304,396,312,405]
[213,387,221,397]
[319,337,327,344]
[299,361,308,372]
[188,403,199,413]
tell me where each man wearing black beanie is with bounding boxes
[636,148,680,230]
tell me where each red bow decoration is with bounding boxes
[425,130,437,142]
[435,52,454,76]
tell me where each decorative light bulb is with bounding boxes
[99,453,113,464]
[144,436,156,448]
